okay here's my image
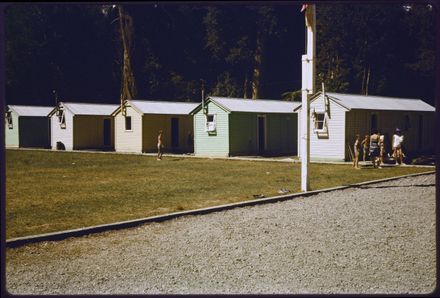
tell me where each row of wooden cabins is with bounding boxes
[5,93,435,161]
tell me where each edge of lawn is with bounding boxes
[6,170,435,248]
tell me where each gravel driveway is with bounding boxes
[6,173,436,295]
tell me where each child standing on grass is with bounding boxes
[392,128,404,165]
[157,130,164,160]
[378,133,385,168]
[353,134,361,169]
[361,134,369,162]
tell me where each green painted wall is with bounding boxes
[5,112,19,147]
[266,113,297,155]
[229,113,297,156]
[229,113,258,155]
[194,102,230,157]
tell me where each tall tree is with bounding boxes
[117,5,136,102]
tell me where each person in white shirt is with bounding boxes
[392,128,404,165]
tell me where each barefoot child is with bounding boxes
[378,133,385,168]
[157,130,164,160]
[361,134,369,162]
[353,134,361,169]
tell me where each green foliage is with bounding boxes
[5,3,436,105]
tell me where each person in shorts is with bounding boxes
[369,130,380,168]
[392,128,404,165]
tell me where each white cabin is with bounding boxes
[295,92,435,161]
[112,100,198,153]
[5,105,53,148]
[48,102,118,151]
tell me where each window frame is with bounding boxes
[125,116,132,131]
[313,111,328,133]
[56,108,66,129]
[205,114,217,132]
[6,111,13,129]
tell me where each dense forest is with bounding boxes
[4,3,436,106]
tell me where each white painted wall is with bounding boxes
[298,93,347,161]
[5,111,19,148]
[50,108,74,150]
[114,105,143,153]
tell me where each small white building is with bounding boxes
[295,92,436,161]
[48,102,118,151]
[5,105,53,148]
[112,100,198,153]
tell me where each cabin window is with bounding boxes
[56,108,66,129]
[205,114,216,132]
[125,116,132,131]
[404,114,411,131]
[418,115,423,148]
[6,111,13,129]
[313,112,327,132]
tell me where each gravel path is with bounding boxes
[6,174,436,295]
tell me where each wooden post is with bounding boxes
[300,4,316,192]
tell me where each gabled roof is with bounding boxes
[191,97,300,114]
[130,100,198,115]
[7,105,53,117]
[294,92,435,112]
[49,102,119,116]
[111,100,198,116]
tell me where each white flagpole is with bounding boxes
[301,4,315,192]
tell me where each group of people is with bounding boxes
[353,128,405,169]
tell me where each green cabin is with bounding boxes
[5,105,53,148]
[190,97,300,157]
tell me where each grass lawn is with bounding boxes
[6,149,434,239]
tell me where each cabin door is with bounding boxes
[103,118,111,147]
[257,115,266,154]
[171,117,179,149]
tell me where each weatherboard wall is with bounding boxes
[114,105,143,153]
[228,112,298,156]
[142,114,193,153]
[5,111,19,148]
[194,102,230,157]
[51,108,74,150]
[298,93,347,161]
[345,109,435,158]
[73,115,114,150]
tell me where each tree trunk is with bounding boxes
[365,65,371,96]
[251,32,264,99]
[118,5,136,107]
[243,73,249,99]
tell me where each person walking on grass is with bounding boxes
[353,134,361,169]
[392,128,404,165]
[157,130,164,160]
[361,134,369,162]
[369,130,380,168]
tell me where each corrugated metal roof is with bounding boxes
[295,92,435,112]
[130,100,198,115]
[8,105,53,117]
[62,102,119,115]
[209,97,300,113]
